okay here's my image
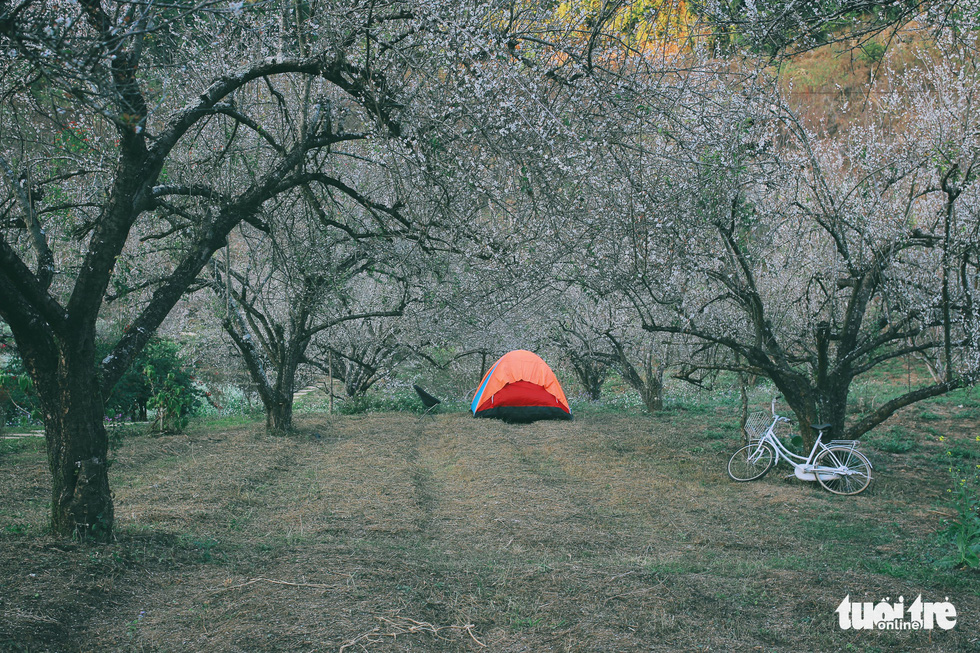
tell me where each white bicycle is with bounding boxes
[727,399,873,495]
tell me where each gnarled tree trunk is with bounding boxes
[568,353,607,401]
[22,334,113,541]
[266,394,295,434]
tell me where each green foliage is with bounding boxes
[945,445,980,460]
[866,426,918,454]
[146,364,199,434]
[788,433,805,455]
[942,486,980,569]
[338,389,422,415]
[3,331,203,431]
[106,423,141,453]
[940,474,980,569]
[178,535,225,564]
[939,436,980,569]
[0,435,44,459]
[858,41,887,64]
[701,429,729,441]
[0,338,42,428]
[103,336,202,429]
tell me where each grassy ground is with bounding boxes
[0,395,978,652]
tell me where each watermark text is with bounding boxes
[836,595,956,631]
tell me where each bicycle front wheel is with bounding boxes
[814,447,873,495]
[728,443,775,482]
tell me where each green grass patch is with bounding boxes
[866,426,918,454]
[945,446,980,460]
[0,435,45,456]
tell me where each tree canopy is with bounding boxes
[1,0,979,540]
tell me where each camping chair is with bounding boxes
[413,384,441,420]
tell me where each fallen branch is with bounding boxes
[463,623,486,647]
[338,628,382,652]
[339,614,486,651]
[211,577,338,592]
[3,609,60,624]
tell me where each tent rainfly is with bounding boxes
[470,350,572,423]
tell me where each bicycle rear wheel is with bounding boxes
[814,447,872,495]
[728,443,775,482]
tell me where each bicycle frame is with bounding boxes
[730,398,873,493]
[748,407,864,481]
[756,427,826,480]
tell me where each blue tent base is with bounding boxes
[473,405,573,423]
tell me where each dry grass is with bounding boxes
[1,405,978,652]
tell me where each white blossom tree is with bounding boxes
[578,47,980,446]
[207,196,410,432]
[0,0,641,539]
[687,0,972,55]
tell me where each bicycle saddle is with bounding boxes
[811,423,832,432]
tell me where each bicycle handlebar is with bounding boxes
[769,396,792,425]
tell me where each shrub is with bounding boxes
[339,390,425,415]
[858,41,887,64]
[0,340,42,429]
[867,427,918,454]
[102,336,203,429]
[938,435,980,569]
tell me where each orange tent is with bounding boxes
[470,350,572,422]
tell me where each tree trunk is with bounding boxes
[767,373,821,450]
[584,376,604,402]
[266,348,304,434]
[569,355,606,401]
[266,395,294,434]
[738,368,749,443]
[35,346,113,541]
[773,373,851,451]
[641,357,665,413]
[815,375,850,442]
[640,384,663,412]
[617,357,665,413]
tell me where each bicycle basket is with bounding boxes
[744,411,770,442]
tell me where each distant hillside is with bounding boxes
[777,30,937,134]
